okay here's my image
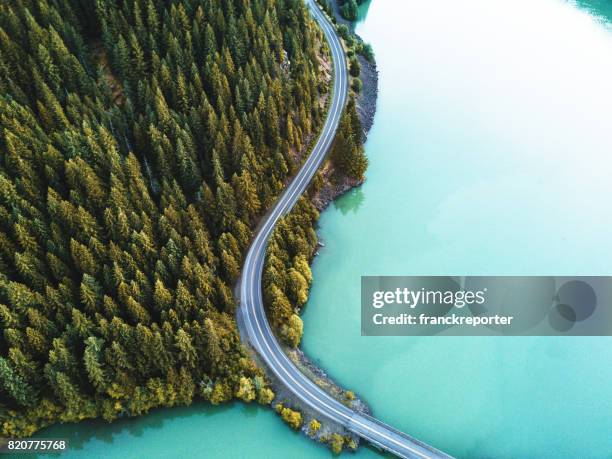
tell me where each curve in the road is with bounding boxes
[238,1,454,458]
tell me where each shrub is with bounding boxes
[308,419,322,436]
[276,404,303,430]
[330,433,345,455]
[349,58,361,77]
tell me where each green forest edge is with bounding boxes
[261,1,370,454]
[0,0,352,444]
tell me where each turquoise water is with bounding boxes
[30,1,612,458]
[28,403,338,459]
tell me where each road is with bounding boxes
[237,1,454,458]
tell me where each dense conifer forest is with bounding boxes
[0,0,331,436]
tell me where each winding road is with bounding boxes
[237,1,453,458]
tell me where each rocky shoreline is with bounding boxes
[311,162,363,210]
[268,347,371,451]
[355,52,378,137]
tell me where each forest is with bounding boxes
[0,0,332,436]
[264,97,367,349]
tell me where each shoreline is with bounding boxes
[312,2,378,210]
[267,0,380,450]
[236,0,379,453]
[328,0,379,137]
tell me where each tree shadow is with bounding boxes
[356,0,373,24]
[333,187,365,215]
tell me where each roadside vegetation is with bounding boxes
[275,402,303,429]
[260,4,371,455]
[264,97,367,349]
[315,0,375,97]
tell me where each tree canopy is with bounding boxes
[0,0,328,436]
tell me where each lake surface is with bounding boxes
[31,1,612,458]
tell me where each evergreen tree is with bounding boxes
[0,0,329,436]
[329,98,368,181]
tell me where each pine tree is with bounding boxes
[0,0,328,436]
[330,99,368,180]
[0,357,37,407]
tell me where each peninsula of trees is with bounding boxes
[264,98,367,349]
[0,0,331,436]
